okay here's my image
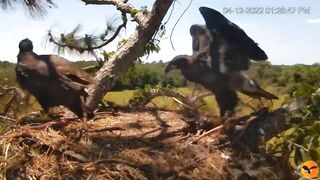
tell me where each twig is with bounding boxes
[63,150,90,163]
[210,163,222,175]
[307,136,314,151]
[293,143,309,152]
[191,125,223,144]
[170,0,193,50]
[89,126,125,132]
[92,158,152,172]
[2,143,10,178]
[0,115,16,122]
[82,0,146,26]
[177,133,191,142]
[162,0,175,26]
[172,97,194,110]
[137,127,162,138]
[189,91,212,104]
[191,83,197,97]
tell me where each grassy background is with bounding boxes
[104,87,286,116]
[0,86,285,118]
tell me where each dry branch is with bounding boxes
[191,125,223,144]
[89,126,124,132]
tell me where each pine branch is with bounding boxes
[0,0,56,17]
[47,12,127,53]
[82,0,147,26]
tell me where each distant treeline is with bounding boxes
[1,60,320,98]
[112,61,188,90]
[248,62,320,99]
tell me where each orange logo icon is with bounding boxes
[300,160,319,179]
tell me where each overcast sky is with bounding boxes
[0,0,319,65]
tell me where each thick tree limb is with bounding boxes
[85,0,173,112]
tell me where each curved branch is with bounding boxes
[170,0,193,50]
[97,13,127,48]
[47,12,127,53]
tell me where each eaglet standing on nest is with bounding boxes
[16,38,94,120]
[165,7,278,116]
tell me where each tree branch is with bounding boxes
[47,12,127,53]
[82,0,147,26]
[85,0,173,111]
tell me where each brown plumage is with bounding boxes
[227,72,278,100]
[16,38,93,118]
[190,25,278,100]
[165,52,238,117]
[198,7,268,72]
[190,25,211,54]
[165,22,277,116]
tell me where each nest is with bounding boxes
[0,109,230,179]
[0,108,292,179]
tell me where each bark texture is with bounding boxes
[84,0,173,111]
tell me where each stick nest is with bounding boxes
[0,108,290,179]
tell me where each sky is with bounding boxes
[0,0,319,65]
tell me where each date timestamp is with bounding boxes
[223,7,310,15]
